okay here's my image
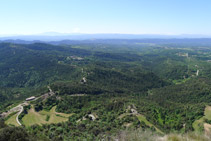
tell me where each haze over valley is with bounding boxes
[0,0,211,141]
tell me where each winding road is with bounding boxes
[16,105,23,126]
[1,86,54,126]
[15,86,54,126]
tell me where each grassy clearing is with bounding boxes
[22,106,47,126]
[173,77,191,85]
[136,114,164,134]
[204,106,211,135]
[204,106,211,119]
[22,106,72,127]
[118,111,163,134]
[5,112,19,126]
[192,117,204,133]
[193,106,211,133]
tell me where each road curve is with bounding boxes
[16,105,23,126]
[6,86,53,126]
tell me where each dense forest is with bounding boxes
[0,40,211,140]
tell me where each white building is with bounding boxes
[26,96,35,101]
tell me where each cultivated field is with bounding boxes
[22,106,72,126]
[5,105,72,127]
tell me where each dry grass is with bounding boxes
[109,129,211,141]
[166,132,211,141]
[110,129,161,141]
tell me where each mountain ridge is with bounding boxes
[1,33,211,41]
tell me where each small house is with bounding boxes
[26,96,35,101]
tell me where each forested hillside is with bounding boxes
[0,40,211,140]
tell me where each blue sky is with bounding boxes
[0,0,210,35]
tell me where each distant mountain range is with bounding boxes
[0,33,211,41]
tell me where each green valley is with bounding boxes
[0,40,211,140]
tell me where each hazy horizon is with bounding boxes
[1,32,211,36]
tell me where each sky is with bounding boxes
[0,0,211,35]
